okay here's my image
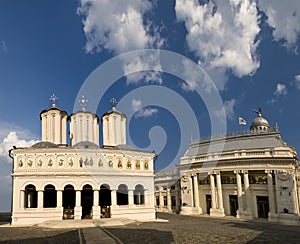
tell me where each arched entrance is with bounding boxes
[24,184,37,208]
[81,184,93,219]
[44,184,57,208]
[99,184,111,218]
[117,184,128,205]
[134,184,145,205]
[63,184,75,219]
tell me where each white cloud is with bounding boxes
[0,132,38,161]
[274,83,287,96]
[78,0,163,54]
[175,0,260,78]
[123,52,163,85]
[214,99,236,121]
[294,74,300,89]
[258,0,300,50]
[78,0,164,84]
[131,98,158,118]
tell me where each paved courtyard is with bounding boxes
[0,213,299,243]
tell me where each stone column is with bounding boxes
[266,170,276,215]
[57,190,63,208]
[38,190,43,208]
[243,171,253,219]
[159,187,164,209]
[92,190,100,219]
[210,174,216,209]
[111,189,117,206]
[74,190,82,220]
[236,171,244,218]
[189,175,194,207]
[128,190,134,206]
[216,172,224,210]
[167,188,172,211]
[175,184,180,212]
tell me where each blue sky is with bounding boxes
[1,0,300,211]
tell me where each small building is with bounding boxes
[10,96,156,225]
[155,109,300,225]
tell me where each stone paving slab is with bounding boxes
[82,227,118,244]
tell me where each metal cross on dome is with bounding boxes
[110,97,117,109]
[79,95,88,111]
[50,94,58,107]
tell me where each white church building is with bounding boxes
[10,96,156,225]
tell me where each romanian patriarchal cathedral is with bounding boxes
[155,109,300,225]
[10,96,156,225]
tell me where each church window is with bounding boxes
[43,184,57,208]
[117,184,128,205]
[24,184,37,208]
[134,184,145,205]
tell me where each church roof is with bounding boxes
[101,107,126,119]
[31,141,58,148]
[39,106,68,119]
[184,131,287,157]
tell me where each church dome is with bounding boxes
[250,108,271,132]
[31,141,58,148]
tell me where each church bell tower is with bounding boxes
[102,98,126,147]
[40,94,68,145]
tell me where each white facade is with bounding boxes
[10,99,156,225]
[69,111,99,146]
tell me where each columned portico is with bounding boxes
[242,171,253,219]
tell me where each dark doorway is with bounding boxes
[206,195,212,214]
[134,184,144,205]
[44,184,57,208]
[117,184,128,205]
[99,184,111,218]
[229,195,238,217]
[257,196,269,218]
[81,184,93,219]
[63,185,75,219]
[24,184,37,208]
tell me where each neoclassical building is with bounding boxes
[155,110,300,225]
[10,96,156,225]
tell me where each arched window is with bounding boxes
[81,184,93,219]
[99,184,111,207]
[134,184,144,205]
[63,184,75,209]
[44,184,57,208]
[24,184,37,208]
[117,184,128,205]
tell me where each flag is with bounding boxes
[238,117,247,125]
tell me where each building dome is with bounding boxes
[250,108,271,132]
